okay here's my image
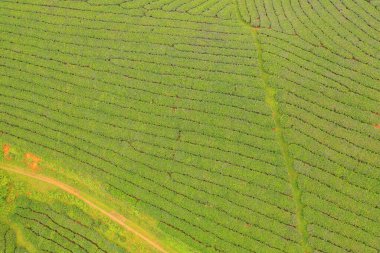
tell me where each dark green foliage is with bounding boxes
[11,197,126,253]
[0,222,28,253]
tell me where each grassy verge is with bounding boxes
[251,28,312,253]
[0,153,191,253]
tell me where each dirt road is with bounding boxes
[0,164,168,253]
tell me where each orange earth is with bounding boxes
[24,153,42,171]
[0,164,168,253]
[2,144,11,160]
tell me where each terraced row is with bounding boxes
[10,197,126,253]
[0,222,28,253]
[1,0,379,252]
[0,0,303,252]
[235,0,380,252]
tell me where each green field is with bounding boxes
[0,0,379,252]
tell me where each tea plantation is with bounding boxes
[0,0,379,252]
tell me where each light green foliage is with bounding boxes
[0,174,10,205]
[0,0,379,252]
[9,197,127,253]
[0,222,28,253]
[0,172,23,209]
[235,0,380,252]
[0,173,139,253]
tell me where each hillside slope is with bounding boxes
[0,0,379,252]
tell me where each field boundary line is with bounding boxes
[233,2,312,252]
[251,28,312,253]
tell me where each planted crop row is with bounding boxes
[0,1,301,251]
[0,222,28,253]
[243,1,380,252]
[11,197,126,253]
[121,0,234,19]
[1,0,379,252]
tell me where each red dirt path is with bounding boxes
[0,164,169,253]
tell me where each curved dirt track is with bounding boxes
[0,164,168,253]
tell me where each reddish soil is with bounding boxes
[2,144,11,160]
[24,153,42,172]
[0,164,168,253]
